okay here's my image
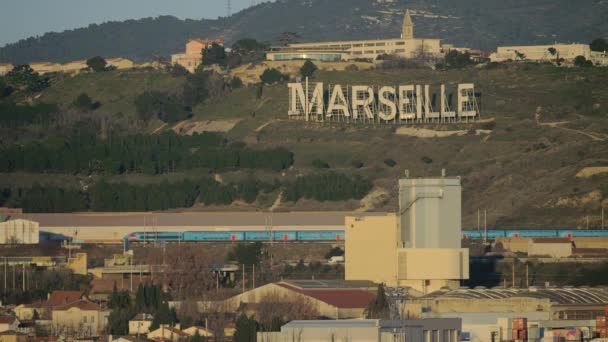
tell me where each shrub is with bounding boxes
[383,159,397,167]
[300,60,317,78]
[574,55,593,67]
[72,93,100,111]
[260,68,286,84]
[325,247,344,259]
[169,63,189,77]
[421,156,433,164]
[230,76,244,89]
[87,56,107,72]
[312,159,330,169]
[351,160,364,169]
[345,64,359,71]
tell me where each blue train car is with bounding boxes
[271,231,298,241]
[506,229,558,238]
[297,230,344,241]
[129,231,183,242]
[183,231,245,241]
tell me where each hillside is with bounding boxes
[1,0,607,64]
[0,61,607,229]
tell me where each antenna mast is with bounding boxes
[227,0,232,17]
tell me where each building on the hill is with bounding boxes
[258,318,462,342]
[128,313,153,335]
[51,299,110,338]
[0,64,13,76]
[0,315,19,333]
[0,219,39,244]
[266,9,444,62]
[345,172,469,293]
[490,43,591,63]
[171,39,224,73]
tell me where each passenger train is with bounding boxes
[125,229,608,243]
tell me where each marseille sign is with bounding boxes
[288,81,479,123]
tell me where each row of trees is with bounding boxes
[1,172,372,212]
[0,131,294,174]
[0,176,277,212]
[0,101,58,128]
[283,172,373,202]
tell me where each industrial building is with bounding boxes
[0,219,39,244]
[266,10,444,62]
[345,173,469,293]
[489,43,608,65]
[258,318,462,342]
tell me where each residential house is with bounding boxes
[182,326,214,338]
[51,300,110,338]
[128,313,153,336]
[0,330,28,342]
[0,315,19,333]
[147,324,188,342]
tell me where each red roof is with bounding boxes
[0,315,16,324]
[54,300,103,311]
[276,283,374,309]
[46,291,84,307]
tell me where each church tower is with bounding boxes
[401,9,414,40]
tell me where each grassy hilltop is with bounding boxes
[1,62,607,229]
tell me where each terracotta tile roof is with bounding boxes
[0,314,16,324]
[530,238,572,244]
[276,283,374,309]
[54,300,104,311]
[46,291,84,306]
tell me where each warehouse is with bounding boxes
[0,219,39,244]
[7,211,377,243]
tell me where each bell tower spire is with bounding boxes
[402,9,414,40]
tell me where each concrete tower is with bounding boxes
[401,9,414,40]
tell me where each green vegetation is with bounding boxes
[135,91,190,123]
[87,56,107,72]
[300,60,317,78]
[590,38,608,52]
[4,65,50,92]
[439,50,474,69]
[0,132,294,174]
[234,314,258,342]
[383,159,397,167]
[0,268,90,305]
[283,172,372,202]
[0,101,58,128]
[365,284,390,319]
[311,159,330,169]
[202,43,227,67]
[574,55,593,67]
[72,93,100,111]
[1,0,605,64]
[260,68,286,84]
[108,283,170,335]
[325,246,344,259]
[227,242,264,266]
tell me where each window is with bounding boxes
[376,42,386,46]
[396,41,406,46]
[377,50,385,54]
[83,316,87,323]
[395,49,406,53]
[91,316,95,323]
[353,44,363,47]
[365,43,375,47]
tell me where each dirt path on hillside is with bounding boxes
[540,121,606,141]
[151,122,167,134]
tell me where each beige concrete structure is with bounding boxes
[171,39,224,73]
[346,175,469,293]
[267,9,443,62]
[128,313,153,335]
[259,318,462,342]
[0,219,39,244]
[51,300,110,338]
[66,252,87,275]
[490,44,591,63]
[528,238,573,258]
[496,236,608,254]
[0,64,13,76]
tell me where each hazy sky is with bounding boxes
[0,0,263,47]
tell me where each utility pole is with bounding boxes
[242,264,245,293]
[602,207,605,230]
[227,0,232,17]
[477,208,480,231]
[22,263,25,291]
[484,209,488,244]
[525,263,529,288]
[252,264,256,289]
[512,259,516,288]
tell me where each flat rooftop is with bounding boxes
[7,211,387,228]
